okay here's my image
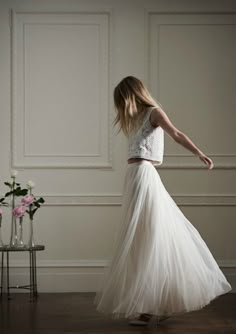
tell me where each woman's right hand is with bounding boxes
[198,153,214,170]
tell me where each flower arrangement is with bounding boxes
[0,170,45,248]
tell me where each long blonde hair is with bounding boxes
[113,76,163,136]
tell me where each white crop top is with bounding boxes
[127,106,164,165]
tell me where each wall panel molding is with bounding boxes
[146,11,236,169]
[40,193,236,206]
[2,192,235,206]
[11,10,113,169]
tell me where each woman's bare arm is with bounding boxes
[150,107,214,169]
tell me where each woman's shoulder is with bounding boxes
[129,106,158,134]
[148,105,167,128]
[139,105,156,120]
[142,106,159,126]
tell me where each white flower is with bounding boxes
[27,180,35,189]
[11,169,18,178]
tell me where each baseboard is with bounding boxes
[2,266,235,293]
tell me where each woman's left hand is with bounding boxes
[198,153,214,170]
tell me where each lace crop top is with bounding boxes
[127,106,164,165]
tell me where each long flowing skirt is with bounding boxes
[93,160,232,319]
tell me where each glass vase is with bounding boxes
[9,196,18,247]
[17,216,25,248]
[9,215,18,247]
[28,217,35,248]
[0,216,4,247]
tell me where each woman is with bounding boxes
[93,76,232,327]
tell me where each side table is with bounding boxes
[0,245,45,300]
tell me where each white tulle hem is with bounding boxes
[94,160,232,319]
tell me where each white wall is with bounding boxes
[0,0,236,292]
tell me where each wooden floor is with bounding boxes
[0,292,235,334]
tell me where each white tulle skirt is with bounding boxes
[93,160,232,319]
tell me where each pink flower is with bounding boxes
[0,208,3,216]
[13,205,26,218]
[21,195,34,206]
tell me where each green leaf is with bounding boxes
[4,182,12,187]
[5,191,13,197]
[0,201,9,207]
[32,208,38,215]
[14,189,28,196]
[38,197,45,203]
